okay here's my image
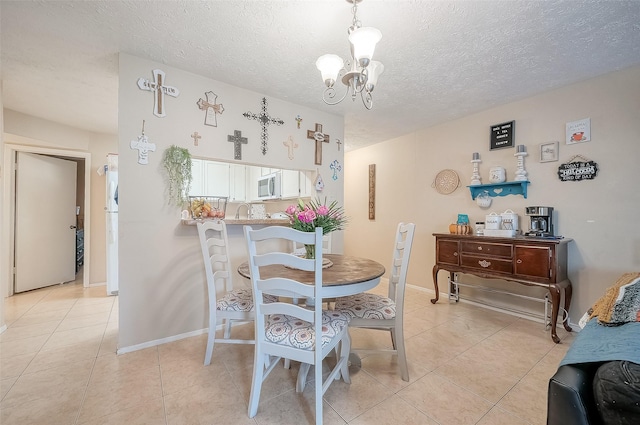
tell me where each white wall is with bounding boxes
[117,54,344,350]
[344,66,640,324]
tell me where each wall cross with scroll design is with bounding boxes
[307,123,330,165]
[243,97,284,155]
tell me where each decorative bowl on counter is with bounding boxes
[189,196,227,219]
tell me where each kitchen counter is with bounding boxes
[181,218,290,226]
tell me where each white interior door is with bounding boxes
[15,152,77,292]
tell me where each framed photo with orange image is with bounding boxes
[566,118,591,145]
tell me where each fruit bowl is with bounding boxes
[189,196,227,219]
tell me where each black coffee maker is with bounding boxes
[525,206,554,237]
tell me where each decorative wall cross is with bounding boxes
[191,131,201,146]
[130,121,156,165]
[336,138,342,151]
[330,160,342,180]
[228,130,248,160]
[283,135,298,160]
[307,123,330,165]
[197,91,224,126]
[295,114,303,129]
[243,97,284,155]
[137,69,180,118]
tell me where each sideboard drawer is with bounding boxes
[461,241,512,258]
[460,255,513,274]
[436,239,460,266]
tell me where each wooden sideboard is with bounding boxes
[432,233,573,343]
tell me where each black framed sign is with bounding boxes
[490,121,515,150]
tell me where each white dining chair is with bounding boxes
[244,225,351,425]
[197,220,256,366]
[335,222,415,381]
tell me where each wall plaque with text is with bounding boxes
[490,120,515,150]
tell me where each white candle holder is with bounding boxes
[471,159,482,185]
[514,151,528,181]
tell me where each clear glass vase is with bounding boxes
[304,244,315,259]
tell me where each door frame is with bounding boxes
[2,143,91,297]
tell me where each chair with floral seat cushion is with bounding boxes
[335,222,415,381]
[197,220,275,366]
[244,225,351,425]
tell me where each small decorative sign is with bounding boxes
[566,118,591,144]
[557,155,598,181]
[490,120,515,150]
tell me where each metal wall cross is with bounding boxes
[197,91,224,126]
[243,97,284,155]
[307,123,330,165]
[228,130,248,160]
[137,69,180,118]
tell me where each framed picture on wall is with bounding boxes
[540,141,559,162]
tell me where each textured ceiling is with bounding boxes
[2,1,640,151]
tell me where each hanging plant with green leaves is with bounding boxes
[162,145,192,207]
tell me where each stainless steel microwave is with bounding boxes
[257,172,281,200]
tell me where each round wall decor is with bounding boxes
[432,169,460,194]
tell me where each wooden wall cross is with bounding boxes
[228,130,248,160]
[191,131,201,146]
[243,97,284,155]
[137,69,180,118]
[196,91,224,126]
[307,123,330,165]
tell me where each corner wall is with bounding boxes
[344,66,640,323]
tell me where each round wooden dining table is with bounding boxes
[237,254,386,298]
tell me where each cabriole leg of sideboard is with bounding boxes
[431,265,440,304]
[548,284,562,343]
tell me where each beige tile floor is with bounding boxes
[0,276,575,425]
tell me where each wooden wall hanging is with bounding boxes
[243,97,284,155]
[307,123,330,165]
[369,164,376,220]
[137,69,180,118]
[197,91,224,126]
[557,155,598,181]
[228,130,248,160]
[283,136,298,160]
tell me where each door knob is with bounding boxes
[70,225,77,229]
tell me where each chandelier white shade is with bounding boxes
[316,0,383,110]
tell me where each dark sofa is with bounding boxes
[547,362,601,425]
[547,320,640,425]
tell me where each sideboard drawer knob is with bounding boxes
[478,246,483,251]
[516,259,522,264]
[453,252,458,256]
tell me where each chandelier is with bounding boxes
[315,0,383,110]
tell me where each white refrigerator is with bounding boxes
[106,154,119,295]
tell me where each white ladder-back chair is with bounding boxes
[197,220,256,366]
[244,226,351,425]
[335,222,415,381]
